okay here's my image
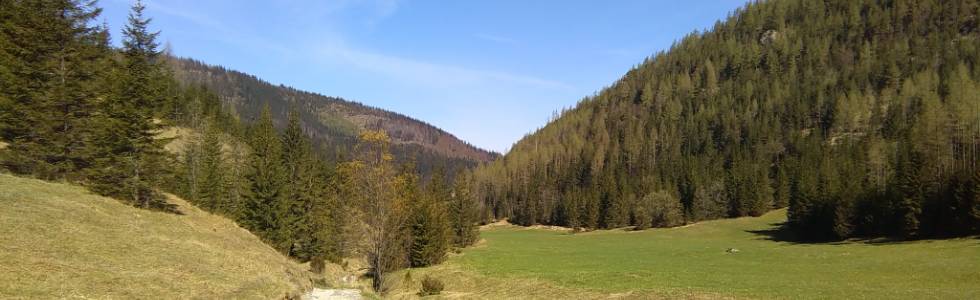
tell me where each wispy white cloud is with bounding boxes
[120,0,293,56]
[475,33,519,45]
[278,0,401,27]
[314,39,573,91]
[143,0,225,31]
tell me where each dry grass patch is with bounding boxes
[383,263,717,300]
[0,174,312,299]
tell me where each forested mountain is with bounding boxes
[0,0,482,294]
[168,58,497,177]
[471,0,980,240]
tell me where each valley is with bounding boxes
[1,0,979,299]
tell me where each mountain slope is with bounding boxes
[0,174,312,299]
[470,0,980,238]
[170,58,497,176]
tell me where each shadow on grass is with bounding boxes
[153,201,184,215]
[747,223,980,245]
[745,222,846,245]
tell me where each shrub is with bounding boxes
[310,257,325,274]
[419,275,444,296]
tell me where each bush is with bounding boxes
[310,257,325,274]
[636,191,684,228]
[419,275,444,296]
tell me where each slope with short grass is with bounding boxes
[0,174,312,299]
[402,210,980,299]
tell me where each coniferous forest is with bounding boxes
[470,0,980,240]
[0,0,480,292]
[3,0,980,298]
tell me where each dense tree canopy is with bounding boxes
[471,0,980,240]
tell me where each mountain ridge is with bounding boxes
[169,57,498,172]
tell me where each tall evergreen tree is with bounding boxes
[242,105,285,241]
[0,0,108,180]
[773,164,791,208]
[87,0,169,209]
[309,160,344,265]
[278,109,317,257]
[197,121,226,213]
[407,168,452,267]
[449,174,480,247]
[897,149,924,238]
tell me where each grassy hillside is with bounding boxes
[398,209,980,299]
[0,174,312,299]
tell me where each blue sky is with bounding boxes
[100,0,750,153]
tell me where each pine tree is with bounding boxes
[789,161,817,229]
[773,165,791,208]
[897,149,924,238]
[751,164,774,217]
[87,0,170,209]
[278,109,317,257]
[0,0,108,180]
[449,174,480,247]
[197,120,226,213]
[408,168,452,267]
[242,105,285,241]
[310,160,343,265]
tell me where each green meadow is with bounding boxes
[445,210,980,299]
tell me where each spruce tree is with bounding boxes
[773,165,791,208]
[310,160,343,264]
[408,168,452,267]
[278,109,317,257]
[789,161,817,229]
[897,149,924,238]
[197,121,226,213]
[242,105,285,242]
[88,0,169,209]
[0,0,108,180]
[449,174,480,247]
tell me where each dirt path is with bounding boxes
[302,288,362,300]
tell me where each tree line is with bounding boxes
[168,58,497,181]
[469,0,980,240]
[1,0,172,209]
[0,0,481,293]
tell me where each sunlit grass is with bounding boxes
[0,174,311,299]
[428,209,980,299]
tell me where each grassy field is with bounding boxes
[401,210,980,299]
[0,174,312,299]
[3,171,976,299]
